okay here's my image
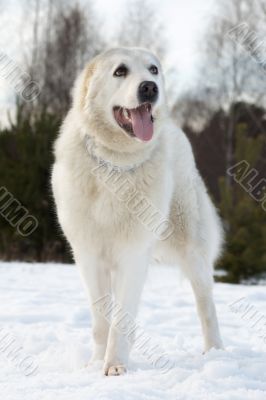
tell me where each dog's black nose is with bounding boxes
[138,81,158,103]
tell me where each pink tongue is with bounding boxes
[130,107,153,141]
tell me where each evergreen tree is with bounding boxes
[217,124,266,283]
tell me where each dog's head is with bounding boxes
[73,48,167,150]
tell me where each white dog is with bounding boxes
[52,48,223,376]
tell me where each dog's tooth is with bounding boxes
[123,108,128,119]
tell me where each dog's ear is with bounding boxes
[72,60,97,111]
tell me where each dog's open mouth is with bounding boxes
[113,103,154,142]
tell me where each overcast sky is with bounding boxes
[0,0,217,125]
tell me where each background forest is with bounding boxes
[0,0,265,283]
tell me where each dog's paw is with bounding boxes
[86,359,103,372]
[203,342,225,354]
[104,363,126,376]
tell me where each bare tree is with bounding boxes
[173,0,266,185]
[116,0,166,59]
[23,0,104,116]
[201,0,266,105]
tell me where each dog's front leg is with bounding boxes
[103,251,149,376]
[74,250,111,363]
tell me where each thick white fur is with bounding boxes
[52,48,223,376]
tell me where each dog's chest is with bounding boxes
[84,163,171,236]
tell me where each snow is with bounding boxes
[0,261,265,400]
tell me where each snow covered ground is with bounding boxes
[0,261,266,400]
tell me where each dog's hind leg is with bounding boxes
[181,249,223,352]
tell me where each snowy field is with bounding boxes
[0,261,266,400]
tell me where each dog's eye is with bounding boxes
[149,65,158,75]
[114,65,128,77]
